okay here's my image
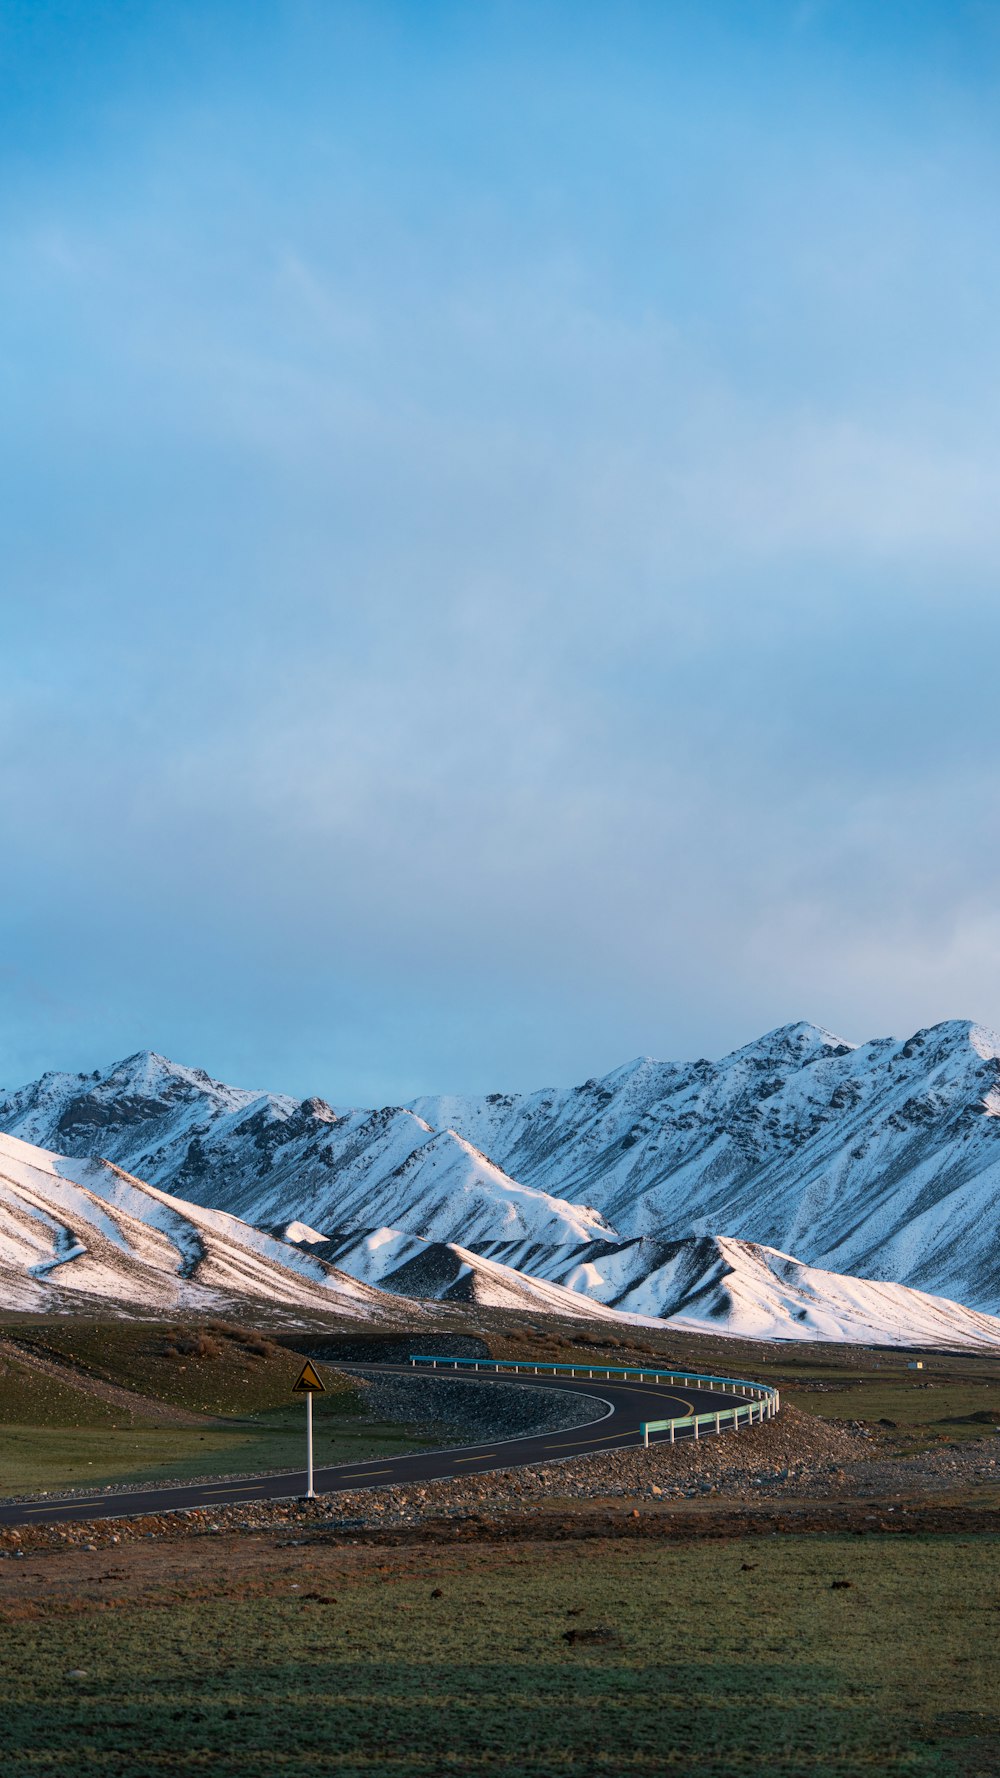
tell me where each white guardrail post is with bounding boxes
[406,1354,779,1450]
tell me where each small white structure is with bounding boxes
[907,1360,924,1370]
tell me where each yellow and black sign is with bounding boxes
[292,1360,326,1394]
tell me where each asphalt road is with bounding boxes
[0,1364,749,1530]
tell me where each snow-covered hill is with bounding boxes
[286,1223,1000,1348]
[5,1017,1000,1316]
[289,1225,627,1319]
[0,1052,612,1247]
[0,1130,405,1320]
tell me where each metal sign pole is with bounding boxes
[291,1360,325,1499]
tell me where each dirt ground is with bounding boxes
[3,1488,1000,1626]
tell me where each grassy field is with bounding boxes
[776,1356,1000,1454]
[0,1320,451,1494]
[0,1407,448,1495]
[0,1320,352,1421]
[1,1533,997,1775]
[727,1349,1000,1450]
[783,1378,1000,1449]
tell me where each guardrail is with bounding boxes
[408,1353,779,1448]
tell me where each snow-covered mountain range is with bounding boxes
[412,1018,1000,1310]
[3,1016,1000,1331]
[0,1051,611,1246]
[296,1224,1000,1347]
[2,1120,998,1347]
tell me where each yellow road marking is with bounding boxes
[453,1453,497,1463]
[542,1433,630,1449]
[196,1481,268,1492]
[328,1468,393,1479]
[630,1394,695,1418]
[206,1487,269,1494]
[23,1481,277,1516]
[631,1391,697,1410]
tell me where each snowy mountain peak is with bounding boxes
[105,1049,276,1106]
[967,1022,1000,1060]
[900,1019,1000,1063]
[298,1095,338,1124]
[725,1020,855,1068]
[110,1048,179,1082]
[860,1020,1000,1086]
[599,1056,674,1092]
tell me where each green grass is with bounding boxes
[0,1321,457,1493]
[0,1321,352,1421]
[1,1535,998,1775]
[0,1358,122,1429]
[785,1377,1000,1450]
[0,1403,447,1495]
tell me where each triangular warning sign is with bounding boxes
[292,1360,326,1393]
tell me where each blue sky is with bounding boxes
[3,1,1000,1103]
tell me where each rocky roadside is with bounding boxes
[4,1406,1000,1555]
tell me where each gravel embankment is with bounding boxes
[346,1367,607,1443]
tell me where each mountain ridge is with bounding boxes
[302,1222,1000,1347]
[2,1118,998,1347]
[4,1017,1000,1314]
[0,1129,405,1320]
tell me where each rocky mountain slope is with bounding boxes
[4,1017,1000,1316]
[416,1019,1000,1309]
[0,1130,407,1320]
[0,1051,611,1247]
[287,1224,628,1320]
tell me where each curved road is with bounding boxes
[0,1364,749,1530]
